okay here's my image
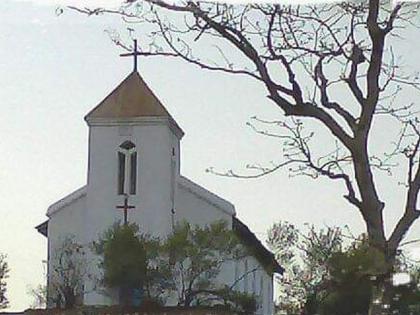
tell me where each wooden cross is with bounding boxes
[116,194,136,225]
[120,39,141,72]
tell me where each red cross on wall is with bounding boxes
[116,194,135,225]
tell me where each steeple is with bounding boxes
[83,43,183,241]
[85,39,183,138]
[84,71,184,138]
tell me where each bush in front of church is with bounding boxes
[93,223,170,307]
[93,220,258,313]
[94,223,147,306]
[158,220,257,312]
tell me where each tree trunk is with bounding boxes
[368,250,395,315]
[63,288,76,309]
[368,279,393,315]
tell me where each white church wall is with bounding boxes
[224,256,274,315]
[86,122,178,242]
[175,182,233,227]
[47,193,87,260]
[174,182,274,314]
[83,121,180,306]
[47,193,87,306]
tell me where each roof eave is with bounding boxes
[232,217,284,275]
[35,220,48,238]
[85,116,184,139]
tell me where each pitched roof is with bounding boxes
[233,217,284,275]
[178,176,236,216]
[47,186,87,217]
[85,71,183,136]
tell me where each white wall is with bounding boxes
[47,118,275,313]
[82,120,181,305]
[175,185,274,314]
[229,256,274,315]
[175,183,232,227]
[47,192,86,307]
[85,122,179,242]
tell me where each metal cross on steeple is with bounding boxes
[120,39,141,72]
[116,194,136,225]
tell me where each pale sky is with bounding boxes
[0,0,419,311]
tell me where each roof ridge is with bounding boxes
[84,71,137,121]
[84,71,182,138]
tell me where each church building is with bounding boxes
[36,50,283,314]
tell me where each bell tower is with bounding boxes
[83,69,184,242]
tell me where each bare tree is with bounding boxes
[28,284,47,309]
[0,254,9,309]
[71,1,420,314]
[49,236,88,309]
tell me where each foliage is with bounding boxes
[267,221,342,314]
[314,236,420,315]
[28,284,47,309]
[159,220,246,307]
[0,254,9,309]
[209,286,258,314]
[49,236,88,309]
[319,241,420,315]
[94,223,149,305]
[94,221,255,310]
[101,224,146,288]
[269,221,420,315]
[318,240,379,315]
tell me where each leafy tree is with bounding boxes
[0,254,9,309]
[49,236,88,309]
[94,221,255,312]
[321,240,420,315]
[160,220,248,309]
[320,239,383,315]
[72,2,420,313]
[94,223,148,306]
[209,285,259,314]
[267,221,343,314]
[269,222,420,315]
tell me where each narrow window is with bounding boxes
[266,278,271,313]
[244,259,248,292]
[118,152,125,195]
[252,267,256,294]
[234,261,239,289]
[117,141,137,195]
[259,275,264,313]
[130,152,137,195]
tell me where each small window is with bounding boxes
[234,261,239,288]
[117,141,137,195]
[252,267,256,294]
[118,152,125,195]
[244,259,248,292]
[120,140,135,150]
[130,152,137,194]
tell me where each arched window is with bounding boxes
[117,141,137,195]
